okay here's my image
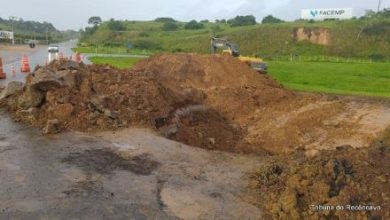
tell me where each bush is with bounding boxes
[363,21,390,35]
[369,53,386,61]
[138,32,150,37]
[184,20,205,30]
[162,22,179,31]
[215,19,227,24]
[228,15,256,27]
[133,39,160,50]
[107,19,126,31]
[262,15,284,24]
[155,17,176,23]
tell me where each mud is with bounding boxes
[62,149,160,175]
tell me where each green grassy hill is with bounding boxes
[0,17,78,44]
[79,15,390,60]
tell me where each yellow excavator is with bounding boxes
[210,37,267,73]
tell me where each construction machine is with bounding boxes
[210,37,267,73]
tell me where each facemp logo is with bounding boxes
[310,10,319,17]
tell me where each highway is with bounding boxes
[0,41,80,87]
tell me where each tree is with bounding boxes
[162,22,179,31]
[211,24,222,36]
[261,15,284,24]
[227,15,256,27]
[88,16,102,26]
[107,18,126,31]
[155,17,176,23]
[184,20,205,30]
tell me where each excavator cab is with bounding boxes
[211,37,240,57]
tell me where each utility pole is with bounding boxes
[378,0,382,12]
[46,27,49,45]
[9,16,17,44]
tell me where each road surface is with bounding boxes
[0,41,81,87]
[0,111,263,219]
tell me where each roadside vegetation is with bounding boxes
[89,56,142,69]
[0,16,78,44]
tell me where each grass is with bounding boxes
[268,61,390,97]
[78,18,390,59]
[89,56,143,69]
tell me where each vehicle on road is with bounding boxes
[48,45,60,53]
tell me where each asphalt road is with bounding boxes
[0,41,80,87]
[0,111,263,219]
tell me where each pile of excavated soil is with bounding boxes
[1,54,390,155]
[0,60,193,132]
[250,138,390,219]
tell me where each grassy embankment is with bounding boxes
[268,61,390,97]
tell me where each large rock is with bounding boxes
[0,81,24,100]
[57,70,77,88]
[17,86,45,109]
[42,119,61,134]
[30,68,63,91]
[59,60,81,70]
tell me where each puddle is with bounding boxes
[61,149,160,176]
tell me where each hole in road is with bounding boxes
[62,149,160,176]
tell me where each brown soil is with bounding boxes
[250,138,390,219]
[2,54,390,156]
[1,53,390,219]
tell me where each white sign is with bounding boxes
[0,31,14,40]
[301,8,353,20]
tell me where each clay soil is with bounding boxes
[1,53,390,219]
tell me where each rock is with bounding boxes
[42,119,61,134]
[79,77,91,95]
[18,107,39,117]
[17,86,45,109]
[0,81,24,100]
[50,104,74,121]
[90,96,108,112]
[57,70,77,88]
[208,137,216,145]
[59,60,80,70]
[30,68,63,91]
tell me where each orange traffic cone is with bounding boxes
[21,55,31,73]
[11,65,16,77]
[75,52,82,63]
[0,57,6,79]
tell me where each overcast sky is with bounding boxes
[0,0,389,30]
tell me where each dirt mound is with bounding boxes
[1,54,390,155]
[1,60,190,133]
[134,54,283,90]
[251,141,390,219]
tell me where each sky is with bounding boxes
[0,0,389,30]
